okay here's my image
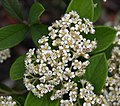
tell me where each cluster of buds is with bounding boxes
[47,11,96,59]
[79,80,107,106]
[59,80,107,106]
[108,46,120,74]
[103,76,120,106]
[24,11,98,105]
[0,96,17,106]
[0,49,10,63]
[103,25,120,106]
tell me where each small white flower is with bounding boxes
[103,26,120,106]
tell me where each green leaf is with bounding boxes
[0,83,12,93]
[93,0,102,22]
[28,2,45,24]
[1,0,23,21]
[10,55,25,80]
[66,0,94,20]
[84,26,117,54]
[25,92,59,106]
[31,24,48,46]
[84,53,108,94]
[14,95,26,106]
[0,24,28,50]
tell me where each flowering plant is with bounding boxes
[0,0,119,106]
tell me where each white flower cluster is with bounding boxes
[24,11,97,105]
[0,49,10,63]
[0,96,17,106]
[108,46,120,73]
[103,26,120,106]
[103,76,120,106]
[79,80,107,106]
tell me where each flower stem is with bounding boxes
[0,90,27,96]
[77,98,81,106]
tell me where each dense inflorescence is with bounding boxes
[79,80,107,106]
[103,25,120,106]
[0,96,17,106]
[103,76,120,106]
[23,11,108,106]
[60,80,107,106]
[0,49,10,63]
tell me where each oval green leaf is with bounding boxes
[84,53,108,94]
[25,92,59,106]
[31,24,48,46]
[0,24,27,50]
[1,0,23,21]
[28,2,45,24]
[10,55,25,80]
[66,0,94,20]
